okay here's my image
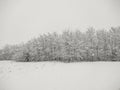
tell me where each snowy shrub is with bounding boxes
[0,26,120,62]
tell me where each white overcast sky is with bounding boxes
[0,0,120,48]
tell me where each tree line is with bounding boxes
[0,27,120,62]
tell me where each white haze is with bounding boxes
[0,0,120,48]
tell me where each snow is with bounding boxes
[0,61,120,90]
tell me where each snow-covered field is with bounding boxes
[0,61,120,90]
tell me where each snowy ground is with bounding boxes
[0,61,120,90]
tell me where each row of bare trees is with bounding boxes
[0,27,120,62]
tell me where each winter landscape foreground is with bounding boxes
[0,61,120,90]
